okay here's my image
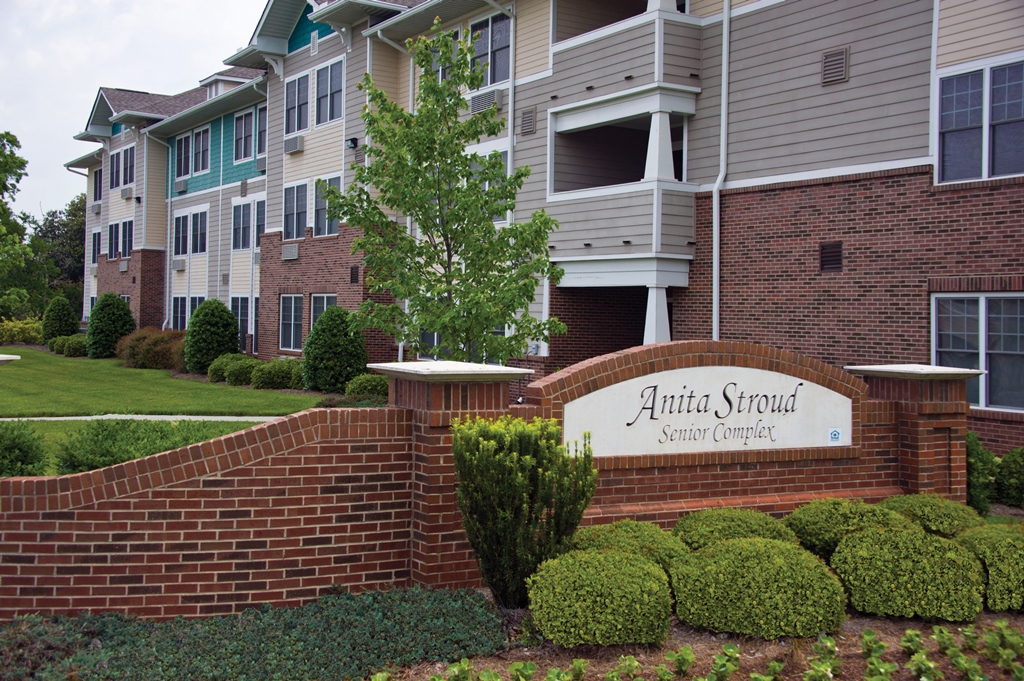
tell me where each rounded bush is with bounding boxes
[63,334,88,357]
[527,550,670,647]
[251,359,295,390]
[42,296,79,344]
[955,524,1024,612]
[997,447,1024,508]
[183,299,239,374]
[966,431,998,514]
[783,498,922,560]
[830,528,984,621]
[0,421,45,477]
[290,360,305,390]
[86,293,135,359]
[116,328,159,367]
[670,538,846,639]
[673,507,799,550]
[346,373,389,399]
[302,307,368,393]
[570,519,690,577]
[49,335,73,355]
[207,352,247,383]
[877,493,984,537]
[139,332,185,371]
[225,357,264,386]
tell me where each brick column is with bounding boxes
[367,361,531,587]
[846,364,983,502]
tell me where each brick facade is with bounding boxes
[95,249,165,329]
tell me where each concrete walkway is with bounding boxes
[0,414,281,422]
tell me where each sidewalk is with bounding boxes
[0,414,280,422]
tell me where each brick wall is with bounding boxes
[95,249,165,329]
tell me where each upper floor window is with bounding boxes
[175,136,191,179]
[257,105,268,156]
[193,128,210,174]
[191,211,207,254]
[173,215,188,256]
[940,61,1024,183]
[256,199,266,248]
[93,168,102,202]
[284,183,307,240]
[91,231,101,265]
[285,75,309,135]
[235,111,254,161]
[471,14,510,87]
[109,152,121,189]
[314,176,341,236]
[232,203,252,250]
[122,146,135,185]
[316,59,344,125]
[107,223,119,259]
[121,220,133,257]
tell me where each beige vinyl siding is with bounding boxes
[343,31,370,189]
[516,0,550,78]
[171,268,188,296]
[397,49,412,110]
[253,261,260,296]
[554,0,646,42]
[107,186,135,222]
[660,189,695,254]
[231,251,253,290]
[546,192,654,258]
[687,0,759,18]
[145,139,168,249]
[372,40,404,105]
[190,254,208,293]
[937,0,1024,69]
[688,0,933,184]
[283,122,348,183]
[662,20,702,86]
[551,22,656,94]
[266,71,285,234]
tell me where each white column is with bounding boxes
[644,286,671,344]
[644,111,675,181]
[647,0,677,11]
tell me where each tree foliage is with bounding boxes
[326,24,565,363]
[0,132,32,284]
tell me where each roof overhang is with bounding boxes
[111,110,168,127]
[74,125,112,143]
[199,73,254,87]
[310,0,406,31]
[364,0,502,42]
[65,148,103,170]
[145,78,268,138]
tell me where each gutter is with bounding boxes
[711,0,731,341]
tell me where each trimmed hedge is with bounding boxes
[207,352,247,383]
[251,359,298,390]
[527,550,670,647]
[302,306,367,392]
[0,421,45,477]
[830,528,985,621]
[62,334,87,357]
[290,359,304,390]
[225,357,264,386]
[670,538,846,639]
[569,519,690,577]
[0,317,43,345]
[42,297,78,343]
[184,299,239,374]
[87,292,135,359]
[877,493,984,537]
[116,328,186,370]
[673,507,799,550]
[49,335,74,355]
[783,498,922,560]
[997,447,1024,508]
[346,373,389,399]
[966,431,998,514]
[955,524,1024,612]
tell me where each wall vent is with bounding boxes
[89,265,97,276]
[118,260,129,272]
[821,47,849,85]
[89,202,102,215]
[120,186,133,200]
[284,135,304,154]
[282,243,299,260]
[221,273,230,286]
[521,106,537,135]
[174,179,188,194]
[470,89,503,114]
[253,252,261,265]
[350,265,359,284]
[256,156,267,172]
[820,241,843,272]
[354,148,365,164]
[240,178,248,197]
[172,258,186,271]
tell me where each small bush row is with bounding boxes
[204,350,385,399]
[0,317,42,344]
[47,334,87,357]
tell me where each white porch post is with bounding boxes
[647,0,677,11]
[644,111,675,181]
[643,285,671,344]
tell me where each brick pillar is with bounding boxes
[367,361,531,587]
[847,365,983,502]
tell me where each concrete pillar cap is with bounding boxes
[367,360,533,383]
[844,363,985,380]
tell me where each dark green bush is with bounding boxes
[116,327,181,368]
[302,306,367,392]
[955,524,1024,612]
[207,352,247,383]
[670,538,846,639]
[997,447,1024,508]
[966,431,998,514]
[453,416,597,609]
[0,421,44,477]
[783,498,922,560]
[86,292,135,359]
[290,359,305,390]
[830,528,984,621]
[183,299,238,374]
[877,493,984,537]
[673,507,799,550]
[42,296,78,344]
[251,359,297,390]
[62,334,87,357]
[346,373,389,399]
[48,335,74,354]
[528,549,670,647]
[225,357,264,386]
[569,519,689,577]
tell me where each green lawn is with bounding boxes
[0,347,321,417]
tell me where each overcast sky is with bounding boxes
[2,0,266,223]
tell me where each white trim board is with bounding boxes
[698,157,935,192]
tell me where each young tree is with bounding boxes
[0,132,32,282]
[326,23,565,363]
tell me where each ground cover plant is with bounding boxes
[0,346,319,416]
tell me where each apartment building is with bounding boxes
[69,0,1023,449]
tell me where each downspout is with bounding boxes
[711,0,731,341]
[507,1,516,221]
[66,168,88,178]
[146,131,173,330]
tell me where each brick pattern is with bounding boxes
[969,409,1024,456]
[95,249,166,329]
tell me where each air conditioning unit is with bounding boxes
[89,265,97,276]
[120,187,133,200]
[282,243,299,260]
[470,89,503,114]
[253,252,261,265]
[89,202,102,215]
[284,135,304,154]
[256,156,267,172]
[174,179,188,193]
[172,258,186,271]
[118,260,129,272]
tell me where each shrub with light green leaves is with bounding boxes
[62,334,87,357]
[87,292,135,359]
[783,498,922,560]
[527,550,670,647]
[877,493,984,537]
[955,524,1024,612]
[346,373,389,400]
[569,519,689,577]
[670,538,846,639]
[0,421,45,477]
[0,317,43,345]
[207,352,248,383]
[830,528,984,621]
[251,358,300,390]
[997,447,1024,508]
[42,297,78,343]
[673,507,799,550]
[225,357,264,386]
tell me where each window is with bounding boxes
[256,105,268,156]
[284,184,307,240]
[90,296,96,311]
[311,294,336,328]
[107,223,119,259]
[193,128,210,174]
[256,199,266,248]
[173,215,188,256]
[934,294,1024,410]
[91,232,101,265]
[314,177,341,236]
[93,168,102,202]
[432,30,460,82]
[121,220,133,257]
[175,136,191,178]
[316,59,344,125]
[172,296,187,330]
[190,212,207,254]
[471,14,510,87]
[235,111,254,161]
[940,61,1024,182]
[122,146,135,185]
[285,75,309,135]
[231,297,249,350]
[232,203,251,250]
[190,296,205,318]
[121,295,131,306]
[253,297,260,353]
[109,152,121,189]
[280,294,303,350]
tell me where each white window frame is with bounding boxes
[313,175,342,236]
[469,11,512,89]
[234,110,255,163]
[283,181,309,241]
[231,296,250,350]
[109,150,122,189]
[314,57,346,128]
[173,212,189,257]
[190,211,208,255]
[284,73,310,137]
[465,139,510,224]
[120,220,133,258]
[91,230,101,265]
[311,294,337,329]
[171,296,188,330]
[175,135,192,179]
[107,222,119,259]
[192,126,211,176]
[280,294,304,351]
[232,198,253,251]
[256,105,268,158]
[122,145,135,186]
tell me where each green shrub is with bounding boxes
[346,373,389,399]
[87,292,135,358]
[62,334,87,357]
[830,527,984,621]
[290,359,305,390]
[569,519,689,578]
[453,416,597,609]
[670,538,846,639]
[877,493,984,537]
[0,421,45,477]
[673,507,799,550]
[225,357,264,386]
[41,296,78,343]
[251,359,297,390]
[955,524,1024,612]
[139,331,185,371]
[302,306,368,392]
[527,550,670,647]
[0,317,42,344]
[48,335,73,354]
[997,447,1024,508]
[116,327,158,366]
[207,352,247,383]
[966,432,998,514]
[783,498,922,560]
[184,299,239,374]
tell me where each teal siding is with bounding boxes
[112,122,124,135]
[184,119,223,194]
[165,108,262,196]
[221,111,259,184]
[288,5,334,53]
